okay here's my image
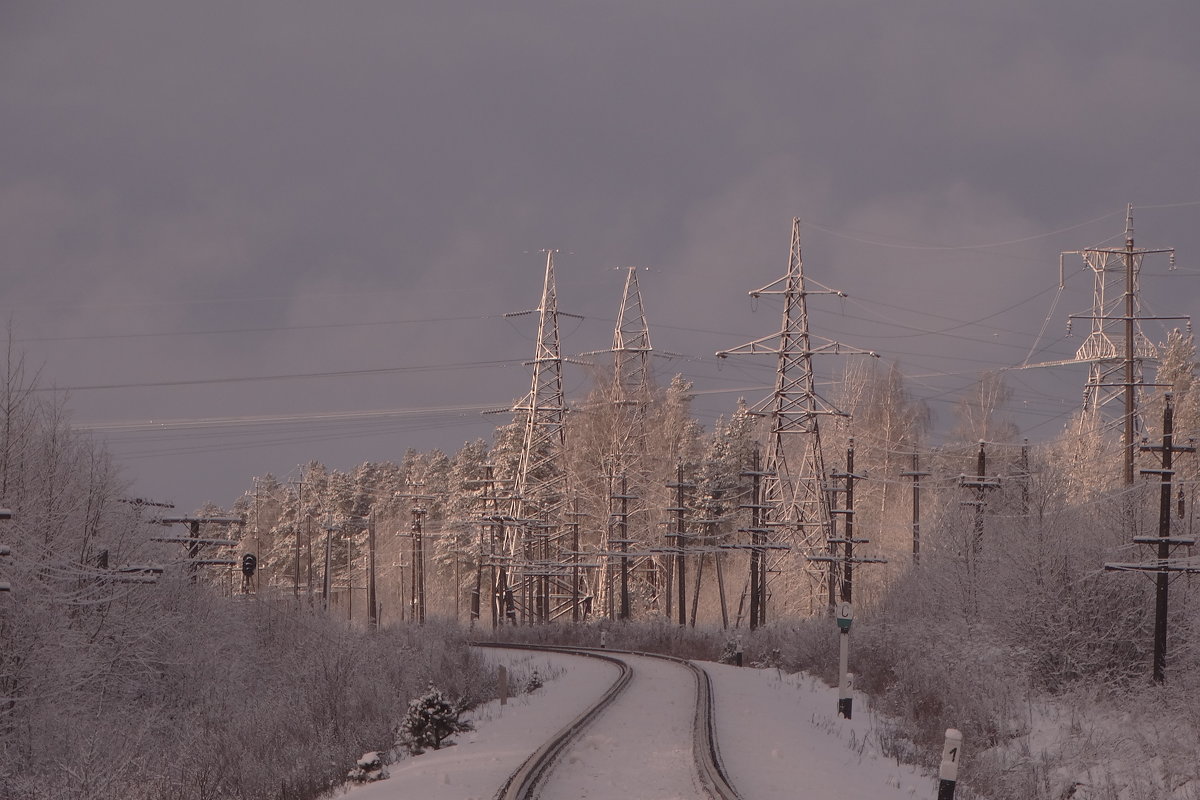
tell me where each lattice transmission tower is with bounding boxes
[612,267,654,407]
[502,249,577,623]
[575,266,660,619]
[717,218,876,618]
[605,268,657,618]
[1067,205,1182,484]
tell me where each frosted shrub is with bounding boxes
[346,751,388,783]
[398,685,474,754]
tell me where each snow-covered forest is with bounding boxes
[3,330,1200,799]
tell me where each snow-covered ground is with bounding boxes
[338,649,939,800]
[537,652,704,799]
[337,648,615,800]
[701,661,934,798]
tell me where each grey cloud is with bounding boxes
[3,1,1199,508]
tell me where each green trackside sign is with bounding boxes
[836,601,853,631]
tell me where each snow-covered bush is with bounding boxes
[398,685,474,754]
[525,668,543,692]
[346,751,388,783]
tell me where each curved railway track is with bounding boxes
[474,642,742,800]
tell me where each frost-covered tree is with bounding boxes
[951,371,1019,447]
[398,685,474,753]
[434,439,490,620]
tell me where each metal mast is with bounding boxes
[613,267,653,405]
[506,250,571,622]
[717,218,875,616]
[1066,205,1179,484]
[576,267,659,620]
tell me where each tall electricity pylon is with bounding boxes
[505,250,572,622]
[606,268,656,617]
[1067,205,1180,485]
[613,267,653,406]
[717,218,875,617]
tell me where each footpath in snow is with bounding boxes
[340,651,938,800]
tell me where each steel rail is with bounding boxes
[473,642,742,800]
[474,643,632,800]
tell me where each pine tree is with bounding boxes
[398,685,473,753]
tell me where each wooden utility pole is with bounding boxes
[1106,394,1197,683]
[959,442,999,616]
[152,515,242,584]
[410,498,428,624]
[289,474,306,598]
[740,447,773,630]
[465,466,507,629]
[810,440,885,719]
[900,451,930,565]
[611,473,633,620]
[568,499,584,622]
[397,484,436,625]
[367,511,378,629]
[693,499,724,629]
[321,512,334,611]
[666,464,694,627]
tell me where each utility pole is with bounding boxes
[961,443,1000,554]
[607,472,634,620]
[693,494,726,629]
[959,442,999,616]
[0,508,13,595]
[321,512,333,610]
[152,515,243,584]
[810,440,885,719]
[347,522,354,622]
[367,511,378,629]
[251,479,262,595]
[399,486,434,625]
[666,464,694,626]
[1105,394,1197,683]
[900,450,929,566]
[412,501,424,624]
[289,473,307,597]
[466,466,510,629]
[739,446,773,629]
[567,499,585,622]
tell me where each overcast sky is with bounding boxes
[3,2,1200,512]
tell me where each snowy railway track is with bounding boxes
[474,643,742,800]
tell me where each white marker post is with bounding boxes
[937,728,962,799]
[836,601,853,718]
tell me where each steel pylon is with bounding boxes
[717,218,875,617]
[1064,205,1180,484]
[504,250,572,622]
[613,267,653,405]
